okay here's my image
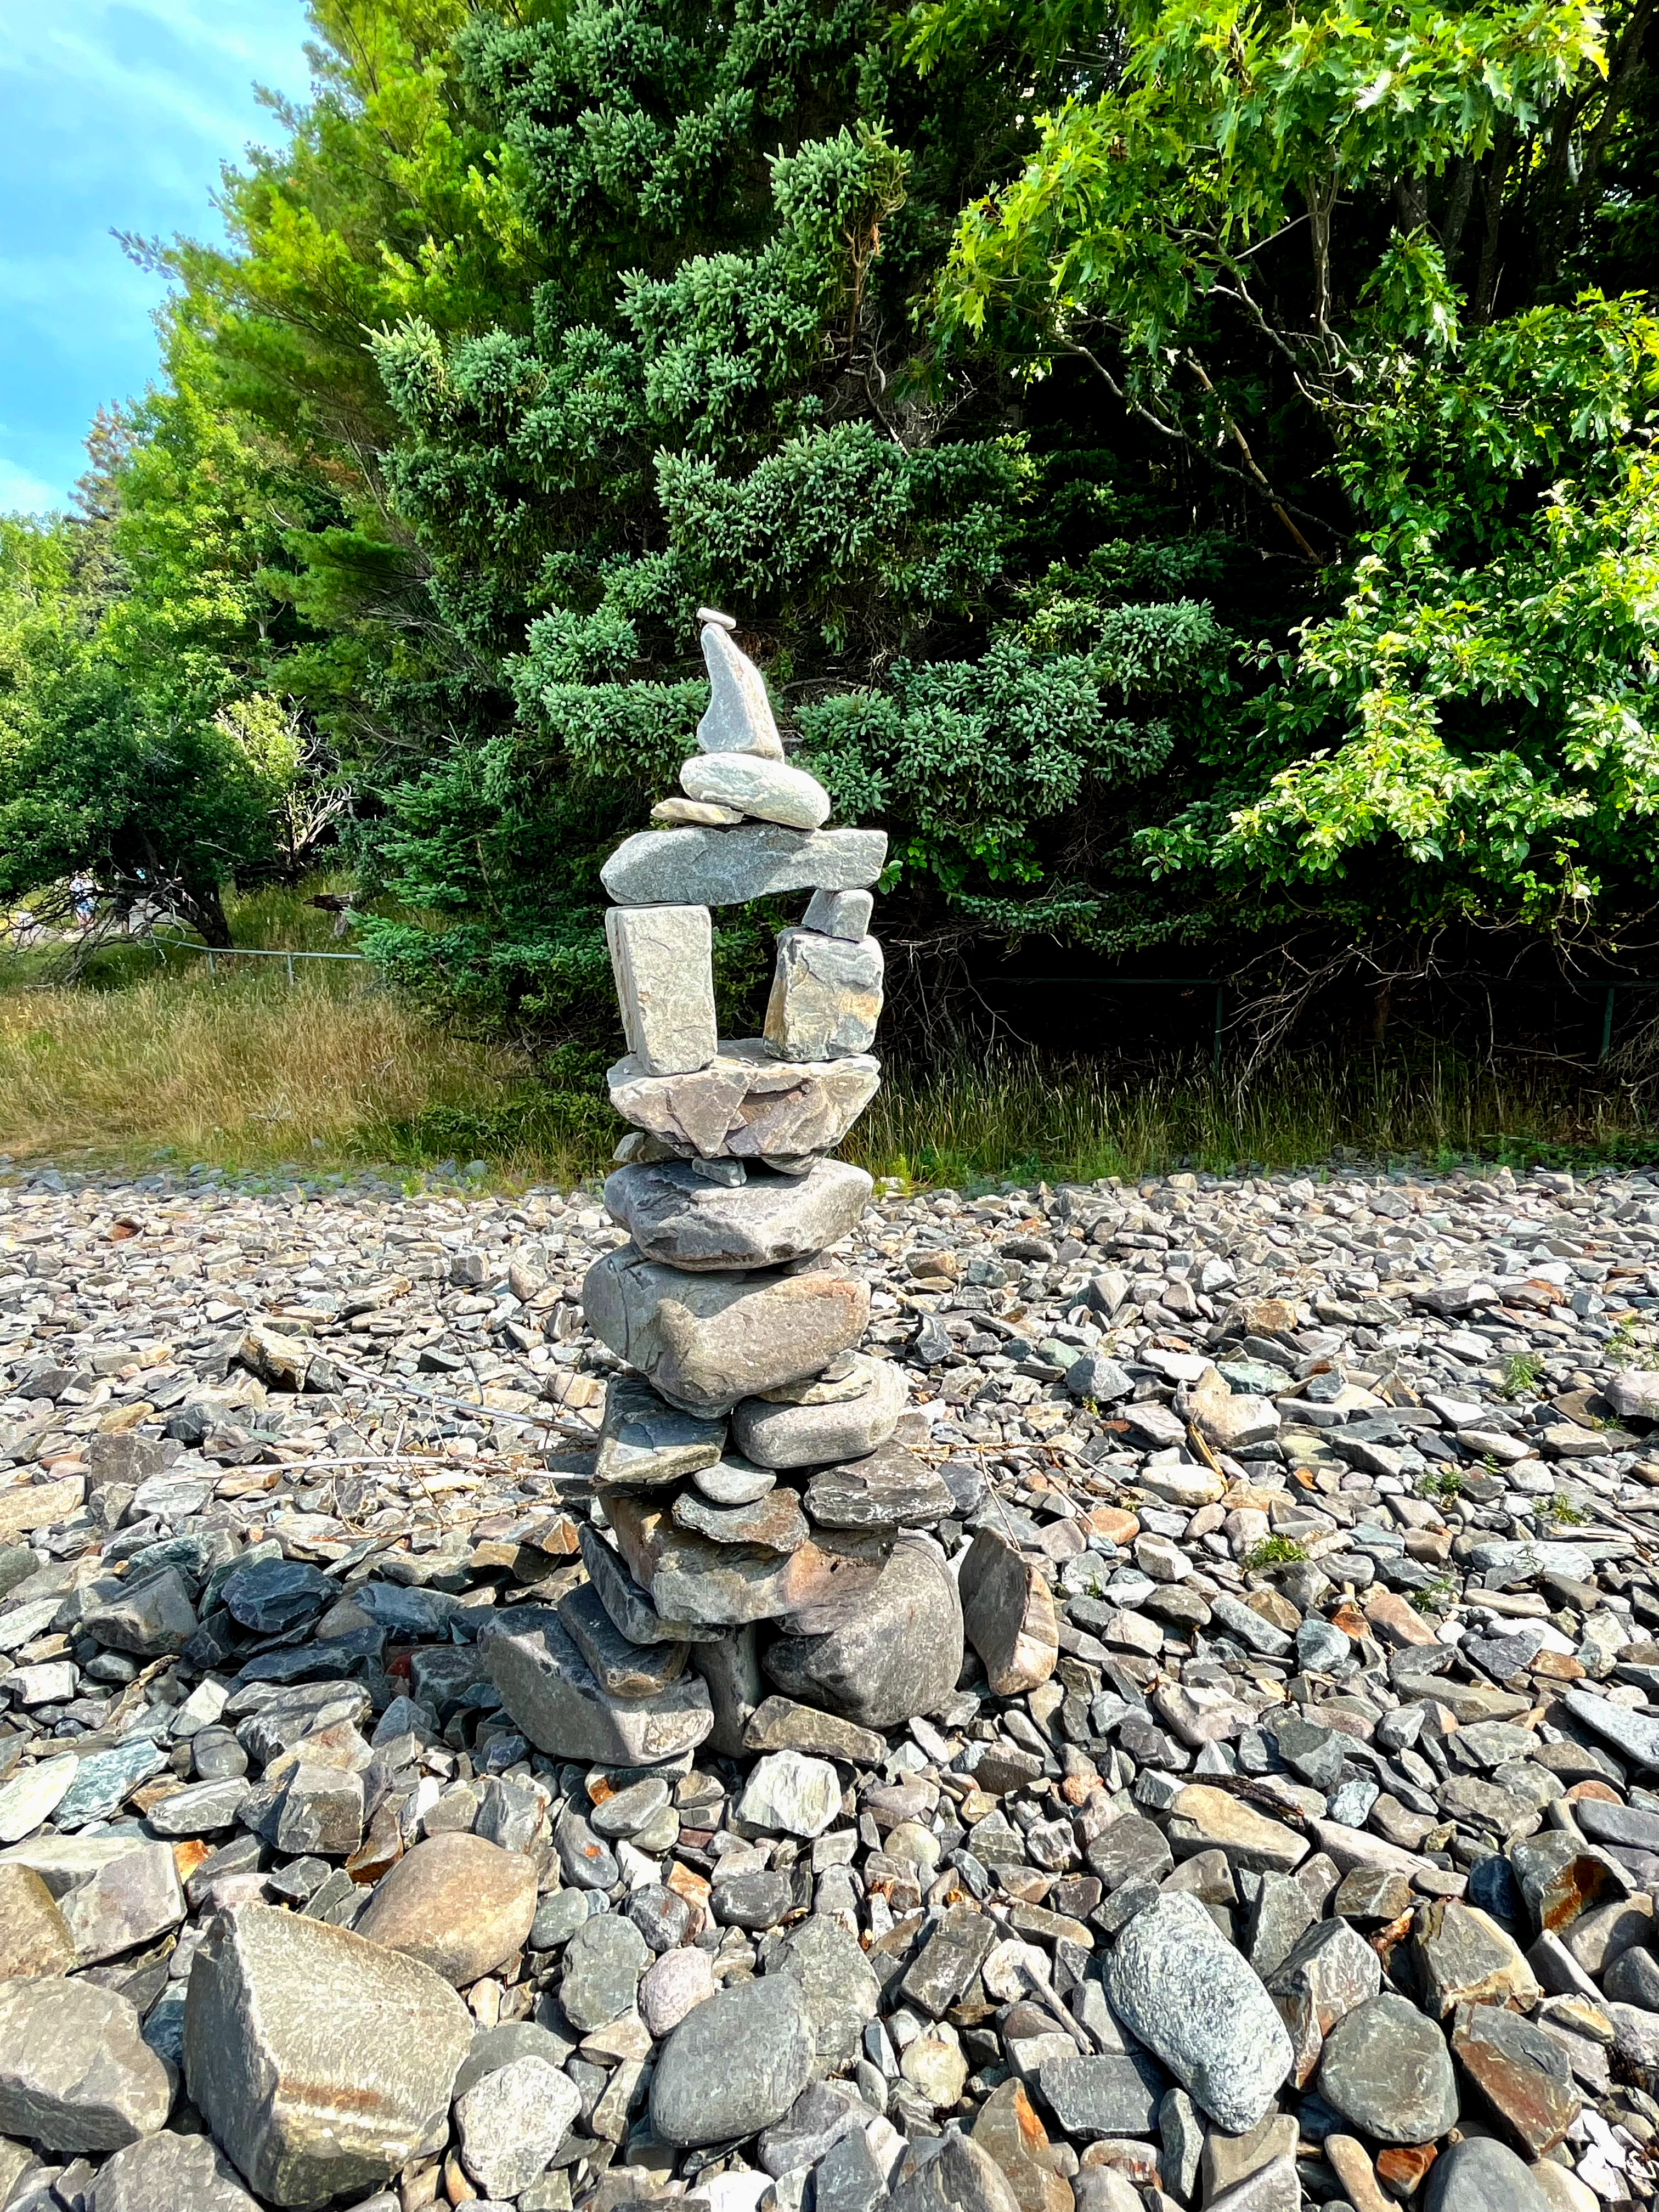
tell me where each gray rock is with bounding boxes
[275,1762,363,1859]
[146,1779,254,1838]
[0,1758,76,1844]
[1604,1369,1659,1422]
[87,2130,259,2212]
[764,929,884,1062]
[673,1484,809,1553]
[455,2055,581,2201]
[600,824,885,907]
[763,1534,963,1729]
[889,2135,1020,2212]
[219,1557,334,1633]
[483,1605,712,1763]
[693,1458,778,1504]
[556,1583,689,1699]
[609,1491,881,1630]
[605,1159,872,1272]
[579,1523,720,1646]
[605,905,718,1077]
[772,1916,880,2068]
[1423,2135,1553,2212]
[647,1973,816,2146]
[736,1751,842,1839]
[803,888,873,939]
[81,1566,197,1655]
[582,1249,870,1415]
[743,1695,885,1767]
[1316,1992,1459,2144]
[804,1443,955,1531]
[352,1833,537,1987]
[958,1528,1059,1697]
[58,1841,184,1965]
[1104,1892,1293,2134]
[592,1374,727,1488]
[52,1738,168,1826]
[732,1354,905,1468]
[696,622,785,759]
[452,2022,578,2104]
[690,1622,766,1756]
[0,1977,174,2153]
[558,1914,648,2032]
[183,1904,472,2206]
[681,754,830,830]
[1034,2053,1165,2138]
[1560,1686,1659,1768]
[608,1039,882,1164]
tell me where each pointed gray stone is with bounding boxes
[600,825,885,908]
[594,1374,726,1489]
[697,623,785,758]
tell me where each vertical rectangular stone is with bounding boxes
[606,905,718,1076]
[763,929,883,1061]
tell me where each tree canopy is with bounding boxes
[3,0,1656,1040]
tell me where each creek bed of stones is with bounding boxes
[5,1156,1659,2210]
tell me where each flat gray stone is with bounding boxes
[183,1904,472,2205]
[737,1750,842,1839]
[1561,1686,1659,1768]
[1035,2053,1165,2137]
[1604,1370,1659,1422]
[1104,1891,1293,2134]
[733,1355,905,1469]
[559,1914,649,2030]
[764,1534,963,1729]
[600,825,885,907]
[145,1778,253,1837]
[648,1973,816,2146]
[605,905,718,1076]
[772,1915,880,2068]
[604,1158,872,1271]
[607,1039,881,1163]
[58,1841,184,1965]
[697,622,785,758]
[483,1606,712,1763]
[804,1442,955,1531]
[556,1582,689,1698]
[0,1757,77,1843]
[594,1373,727,1489]
[580,1523,721,1647]
[609,1493,882,1629]
[81,1565,198,1655]
[742,1695,886,1768]
[0,1977,174,2153]
[889,2135,1020,2212]
[803,888,872,939]
[87,2129,259,2212]
[455,2053,580,2201]
[53,1738,168,1825]
[672,1484,808,1553]
[583,1249,870,1414]
[1316,1991,1459,2144]
[764,929,883,1061]
[681,753,830,830]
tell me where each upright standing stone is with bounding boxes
[698,618,785,758]
[765,929,884,1060]
[606,906,718,1075]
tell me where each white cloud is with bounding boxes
[0,458,61,515]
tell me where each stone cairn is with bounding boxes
[487,609,974,1774]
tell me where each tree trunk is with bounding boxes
[184,881,234,947]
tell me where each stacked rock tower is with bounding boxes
[488,610,964,1765]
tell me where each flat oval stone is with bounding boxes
[1317,1991,1459,2144]
[691,1458,778,1506]
[353,1833,537,1987]
[672,1486,807,1554]
[648,1972,816,2146]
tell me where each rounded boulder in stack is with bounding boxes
[488,607,960,1759]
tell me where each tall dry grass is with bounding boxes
[0,967,592,1180]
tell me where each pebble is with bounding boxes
[648,1973,816,2146]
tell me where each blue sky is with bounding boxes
[0,0,315,513]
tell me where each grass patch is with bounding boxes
[1245,1536,1309,1570]
[843,1042,1659,1188]
[1500,1352,1543,1400]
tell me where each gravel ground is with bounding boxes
[3,1155,1659,2212]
